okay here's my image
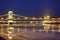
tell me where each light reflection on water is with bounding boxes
[0,24,60,40]
[13,24,60,33]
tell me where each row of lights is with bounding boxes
[25,17,43,20]
[0,17,42,20]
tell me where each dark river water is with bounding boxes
[0,24,60,40]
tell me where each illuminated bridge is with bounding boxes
[0,11,60,40]
[0,11,60,26]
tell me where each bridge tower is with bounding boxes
[7,11,14,26]
[8,11,13,23]
[44,14,50,32]
[8,11,13,19]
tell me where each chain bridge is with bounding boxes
[0,11,60,26]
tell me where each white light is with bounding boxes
[25,17,27,19]
[8,11,13,13]
[42,22,46,25]
[7,27,14,30]
[30,21,33,23]
[42,23,45,25]
[8,36,12,39]
[9,27,14,29]
[8,31,12,34]
[32,17,36,19]
[8,20,13,22]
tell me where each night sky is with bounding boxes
[0,0,60,17]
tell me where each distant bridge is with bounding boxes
[0,11,60,26]
[0,11,60,40]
